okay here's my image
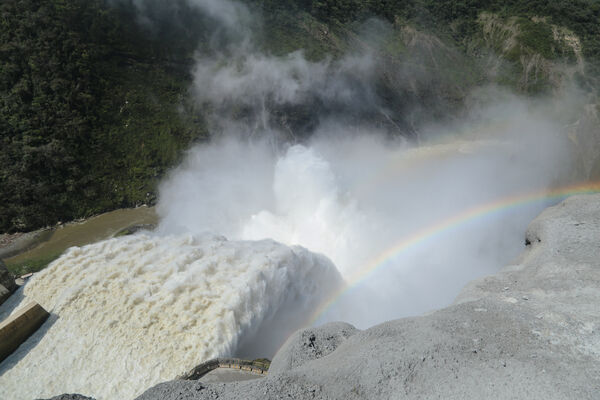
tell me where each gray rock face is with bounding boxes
[136,194,600,400]
[0,285,10,305]
[269,322,358,374]
[37,394,95,400]
[0,260,16,305]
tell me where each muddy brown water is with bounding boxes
[4,207,157,272]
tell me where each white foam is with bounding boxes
[0,233,341,400]
[156,124,571,327]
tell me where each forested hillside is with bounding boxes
[0,0,207,232]
[1,0,599,232]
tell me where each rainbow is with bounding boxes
[308,179,600,325]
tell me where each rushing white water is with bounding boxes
[0,89,576,400]
[0,0,582,397]
[0,233,341,400]
[0,123,572,399]
[158,110,572,326]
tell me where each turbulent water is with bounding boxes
[0,234,341,400]
[0,101,574,399]
[157,125,571,325]
[0,0,583,397]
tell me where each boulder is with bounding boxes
[135,194,600,399]
[0,259,16,305]
[269,322,358,374]
[37,395,96,400]
[0,285,10,305]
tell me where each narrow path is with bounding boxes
[179,358,270,381]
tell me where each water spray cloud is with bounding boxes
[2,1,596,399]
[309,179,600,326]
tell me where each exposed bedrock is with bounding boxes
[37,395,95,400]
[0,260,17,305]
[137,194,600,400]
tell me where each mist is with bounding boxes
[113,0,583,345]
[2,2,596,399]
[158,93,574,328]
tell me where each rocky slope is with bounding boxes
[0,260,17,305]
[134,193,600,399]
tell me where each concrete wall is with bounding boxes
[0,260,17,306]
[179,358,270,380]
[0,302,49,362]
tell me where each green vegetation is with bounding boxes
[6,251,63,276]
[252,0,600,58]
[3,207,157,275]
[1,0,599,234]
[517,19,558,60]
[0,0,207,232]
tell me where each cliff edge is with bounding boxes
[136,194,600,399]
